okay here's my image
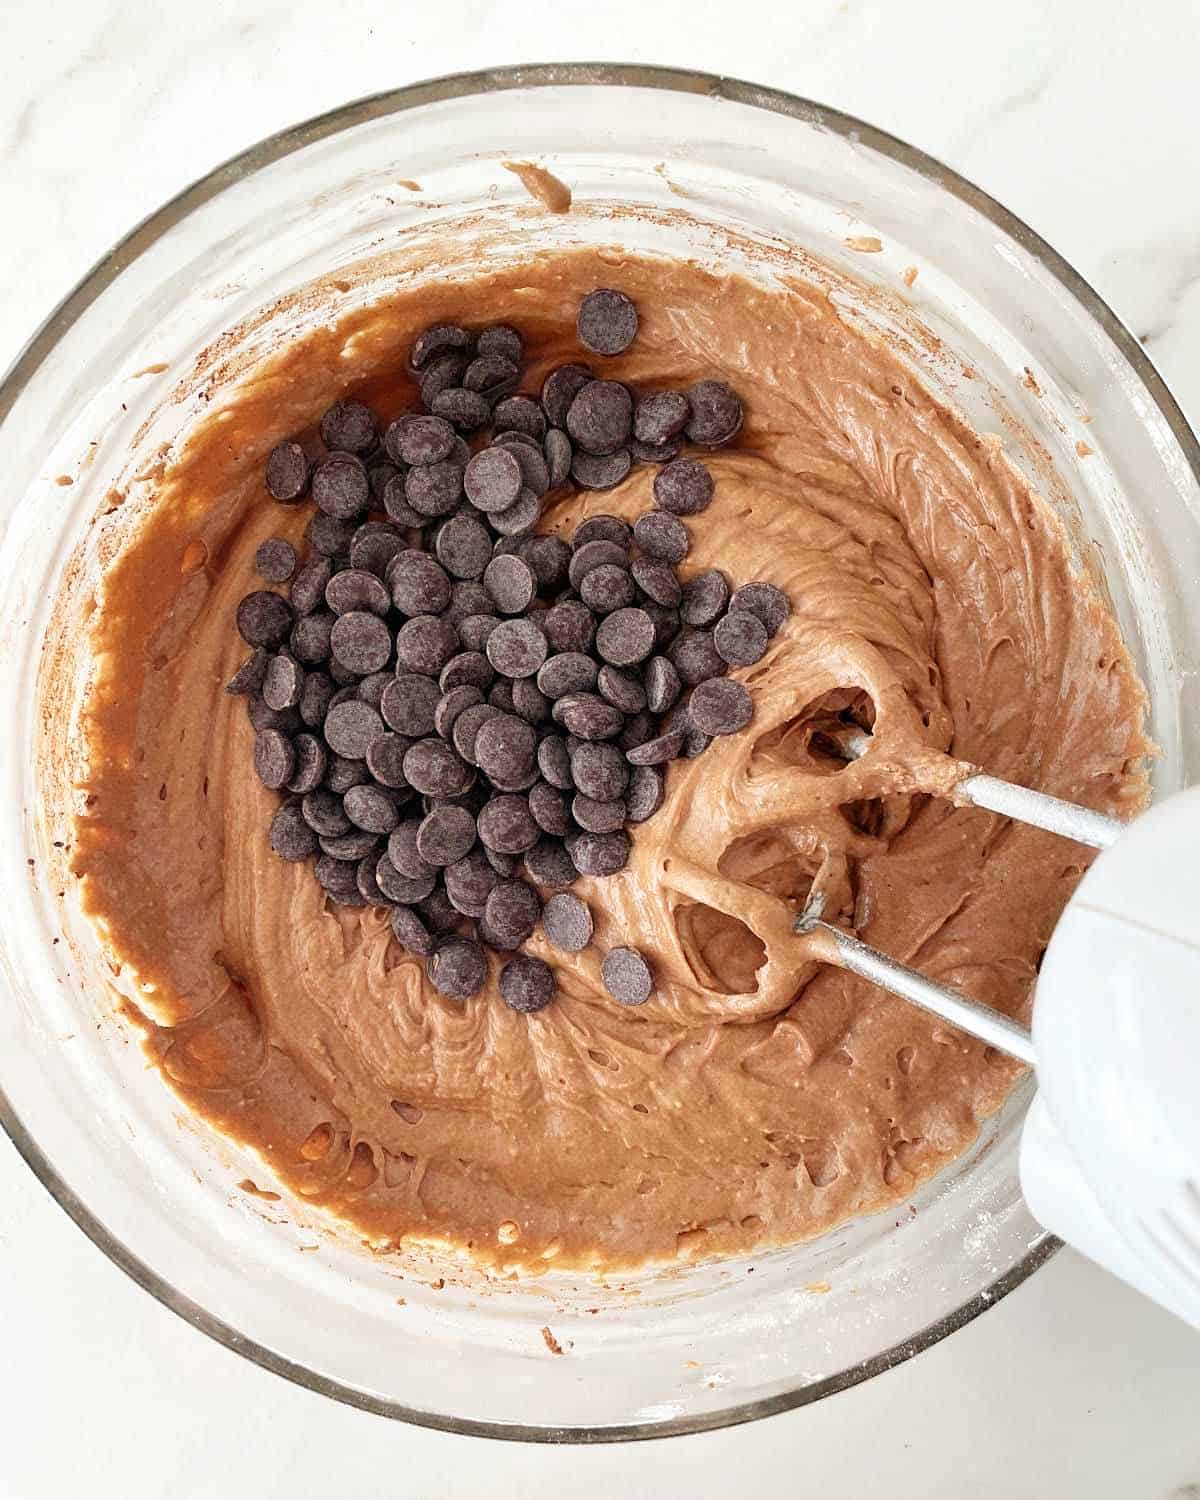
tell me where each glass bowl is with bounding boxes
[0,65,1196,1442]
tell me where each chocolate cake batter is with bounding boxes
[70,250,1149,1270]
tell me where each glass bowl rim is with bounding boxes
[2,60,1192,1444]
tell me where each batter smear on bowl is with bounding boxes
[69,249,1148,1271]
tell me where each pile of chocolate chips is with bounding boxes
[228,288,789,1012]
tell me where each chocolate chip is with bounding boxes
[354,853,387,904]
[290,611,333,665]
[419,353,469,411]
[320,398,377,454]
[394,415,453,466]
[568,538,627,589]
[298,670,334,727]
[537,652,598,698]
[253,729,295,790]
[536,735,573,790]
[728,582,790,636]
[326,753,370,794]
[381,475,426,528]
[483,553,535,614]
[330,611,391,674]
[553,692,625,740]
[625,730,684,765]
[237,590,293,648]
[572,794,626,833]
[405,459,465,518]
[269,801,319,860]
[630,559,680,609]
[543,599,596,654]
[416,805,477,866]
[633,390,690,445]
[572,447,632,491]
[464,353,519,394]
[689,677,754,736]
[291,556,333,615]
[427,938,487,999]
[256,538,297,584]
[350,523,406,577]
[541,363,593,428]
[493,395,545,440]
[312,456,369,520]
[315,854,365,907]
[307,513,355,557]
[445,579,497,624]
[394,615,459,675]
[499,955,555,1013]
[643,656,680,716]
[431,387,491,431]
[443,849,499,917]
[376,855,437,906]
[302,788,352,837]
[227,648,269,696]
[382,673,440,736]
[570,740,629,800]
[543,428,572,488]
[344,783,402,834]
[475,794,539,854]
[324,699,384,758]
[432,513,490,579]
[631,437,682,464]
[580,563,635,614]
[357,671,391,708]
[473,712,537,783]
[577,288,638,356]
[403,737,473,797]
[566,829,630,877]
[486,618,547,678]
[524,836,577,887]
[713,609,769,667]
[414,887,458,933]
[484,879,542,944]
[685,380,743,447]
[528,781,570,835]
[632,511,689,564]
[262,653,303,711]
[451,702,502,764]
[520,535,571,595]
[489,488,542,536]
[566,380,633,455]
[439,652,493,693]
[493,429,541,452]
[325,568,390,617]
[500,438,551,498]
[654,458,714,516]
[388,820,435,880]
[664,700,713,759]
[601,946,653,1005]
[266,442,310,502]
[596,665,645,715]
[646,602,681,647]
[574,514,633,549]
[511,676,550,724]
[367,459,401,504]
[680,569,730,627]
[595,607,655,667]
[411,324,472,370]
[477,323,523,364]
[463,446,522,513]
[626,765,665,824]
[434,684,483,739]
[667,627,727,686]
[286,733,328,795]
[321,829,381,862]
[541,892,592,954]
[457,614,501,653]
[390,903,434,956]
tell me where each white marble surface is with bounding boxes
[3,1,1200,1495]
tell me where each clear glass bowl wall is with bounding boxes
[0,69,1196,1440]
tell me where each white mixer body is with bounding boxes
[1020,786,1200,1328]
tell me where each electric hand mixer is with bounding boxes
[796,739,1200,1330]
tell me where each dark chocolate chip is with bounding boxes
[542,892,593,954]
[269,801,319,860]
[580,563,635,614]
[601,946,653,1005]
[253,728,295,790]
[419,353,470,410]
[416,886,459,933]
[388,820,435,880]
[367,458,402,504]
[493,395,545,440]
[543,428,572,488]
[237,590,293,649]
[256,538,297,584]
[355,670,393,707]
[464,354,519,394]
[394,615,459,675]
[330,611,391,674]
[633,390,690,445]
[440,652,493,692]
[644,655,682,715]
[632,437,682,464]
[355,853,388,904]
[427,938,488,999]
[524,836,577,887]
[483,553,536,614]
[631,558,681,608]
[477,794,540,854]
[572,447,632,491]
[312,456,369,520]
[537,652,598,698]
[714,609,769,666]
[680,569,730,627]
[302,787,352,837]
[306,513,355,558]
[316,854,366,906]
[298,670,335,727]
[227,647,269,696]
[324,699,385,758]
[566,829,631,877]
[543,599,596,654]
[403,737,473,797]
[434,684,483,739]
[486,618,548,679]
[382,674,440,736]
[685,380,743,447]
[664,701,713,759]
[520,534,571,594]
[476,324,522,364]
[473,712,537,783]
[625,730,684,765]
[381,474,427,528]
[626,765,664,823]
[667,627,727,686]
[499,955,555,1013]
[572,794,626,833]
[435,514,492,579]
[452,702,502,764]
[350,522,406,577]
[553,692,625,740]
[326,568,390,617]
[443,849,499,917]
[417,804,477,866]
[595,607,655,667]
[248,696,302,734]
[573,515,631,550]
[654,458,714,516]
[320,398,377,454]
[405,459,465,518]
[326,753,370,794]
[568,538,628,589]
[511,676,550,724]
[503,440,551,498]
[489,489,542,536]
[597,664,646,714]
[390,904,435,956]
[262,653,303,711]
[375,854,437,906]
[484,879,542,944]
[727,582,791,636]
[287,734,328,795]
[577,288,638,356]
[411,324,472,370]
[689,677,754,735]
[344,783,402,834]
[445,578,497,624]
[566,380,633,455]
[542,363,593,428]
[528,781,570,836]
[457,614,501,653]
[396,415,455,466]
[570,740,629,800]
[321,828,381,862]
[266,442,310,502]
[536,735,573,790]
[632,511,688,564]
[493,429,541,453]
[431,387,491,431]
[463,446,522,513]
[289,611,333,666]
[290,557,334,616]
